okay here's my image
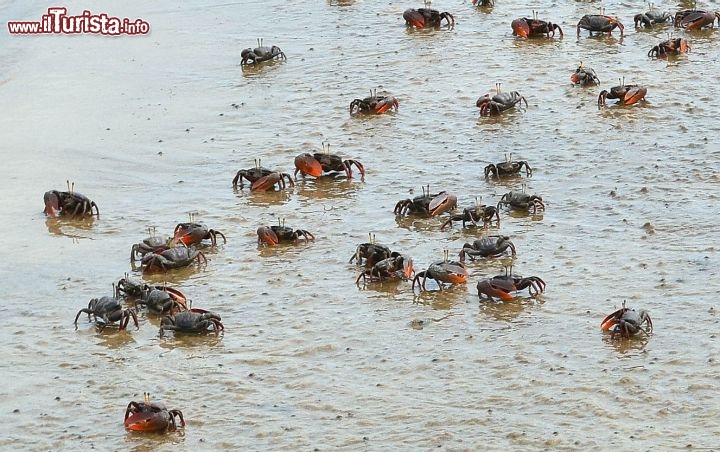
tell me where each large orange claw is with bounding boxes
[623,87,647,105]
[257,226,279,246]
[294,153,323,178]
[251,173,281,191]
[124,411,168,432]
[512,19,530,38]
[428,192,458,216]
[43,191,60,217]
[403,9,426,28]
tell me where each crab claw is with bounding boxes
[124,412,167,433]
[570,73,582,84]
[511,19,530,38]
[428,192,458,216]
[43,191,60,217]
[600,308,625,331]
[623,86,647,105]
[443,263,469,284]
[257,226,279,246]
[403,9,426,28]
[401,257,414,280]
[477,278,515,301]
[251,172,282,191]
[294,153,323,178]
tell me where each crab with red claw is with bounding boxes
[648,37,690,58]
[512,11,564,38]
[294,143,365,181]
[74,296,139,332]
[350,234,392,268]
[241,38,286,65]
[403,5,455,29]
[634,7,672,28]
[485,153,532,179]
[159,308,224,337]
[173,221,227,247]
[394,186,458,217]
[674,10,720,30]
[601,301,653,339]
[598,78,647,108]
[356,252,414,285]
[257,220,315,246]
[570,63,600,86]
[413,252,469,292]
[440,197,500,230]
[43,181,99,218]
[125,392,185,433]
[141,245,207,273]
[459,235,516,262]
[576,14,624,37]
[477,83,528,117]
[497,189,545,214]
[136,285,189,315]
[130,227,173,262]
[476,267,546,302]
[232,159,295,191]
[349,89,399,115]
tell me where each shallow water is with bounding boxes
[2,0,720,449]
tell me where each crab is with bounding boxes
[130,228,172,262]
[125,393,185,433]
[601,302,653,339]
[440,199,500,230]
[634,8,672,28]
[674,10,720,30]
[484,153,532,179]
[511,14,563,38]
[356,252,414,284]
[141,246,207,273]
[350,235,392,268]
[293,144,365,181]
[349,89,399,115]
[570,63,600,86]
[394,187,458,217]
[576,14,624,37]
[472,0,493,7]
[403,7,454,28]
[74,296,139,332]
[43,181,99,218]
[476,268,546,301]
[497,190,545,214]
[477,84,528,117]
[598,81,647,108]
[648,37,690,58]
[136,285,189,315]
[115,274,148,299]
[159,309,224,336]
[459,235,516,262]
[232,160,294,191]
[412,256,469,292]
[257,222,315,246]
[241,39,286,65]
[173,222,227,247]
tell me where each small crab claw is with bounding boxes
[403,9,426,28]
[511,18,531,38]
[43,191,60,217]
[428,192,457,216]
[294,153,323,178]
[257,226,279,246]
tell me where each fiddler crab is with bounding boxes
[232,159,294,191]
[294,143,365,181]
[601,301,653,339]
[124,392,185,433]
[485,153,532,179]
[576,13,624,37]
[598,78,647,108]
[570,62,600,87]
[459,235,516,262]
[476,267,546,301]
[477,83,528,117]
[403,4,454,29]
[356,252,414,285]
[441,197,500,231]
[497,188,545,214]
[395,185,457,217]
[350,234,392,268]
[43,180,99,218]
[349,89,399,115]
[412,251,469,292]
[257,219,315,246]
[511,11,563,38]
[74,295,139,332]
[159,308,224,337]
[241,38,286,65]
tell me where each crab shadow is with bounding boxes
[234,188,293,207]
[412,284,468,310]
[601,332,652,355]
[239,59,286,77]
[477,296,543,322]
[158,331,224,348]
[295,176,362,200]
[45,217,95,239]
[394,214,444,233]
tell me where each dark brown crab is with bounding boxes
[74,296,139,332]
[294,143,365,181]
[598,79,647,108]
[141,246,207,273]
[648,38,690,58]
[634,8,672,28]
[477,83,528,117]
[173,222,227,247]
[232,159,294,191]
[601,301,653,339]
[130,227,173,262]
[476,267,546,301]
[241,39,286,65]
[159,308,224,337]
[349,89,399,115]
[412,254,469,292]
[43,181,99,218]
[350,234,393,268]
[124,392,185,433]
[403,7,454,28]
[674,10,720,30]
[257,220,315,246]
[440,198,500,230]
[576,14,624,37]
[570,63,600,86]
[394,186,457,217]
[497,189,545,214]
[484,153,532,179]
[136,285,189,315]
[459,235,517,262]
[356,252,414,284]
[512,12,563,38]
